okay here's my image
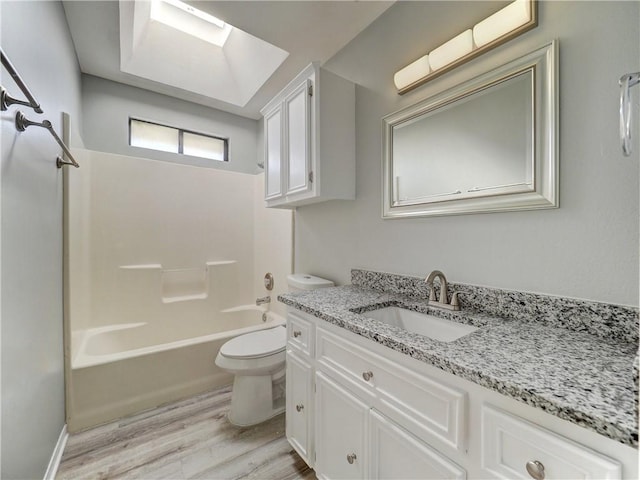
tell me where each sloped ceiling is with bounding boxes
[63,1,394,119]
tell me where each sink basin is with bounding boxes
[364,307,478,342]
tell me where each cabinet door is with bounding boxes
[285,79,312,196]
[369,409,466,480]
[315,372,368,480]
[264,106,283,200]
[286,350,314,465]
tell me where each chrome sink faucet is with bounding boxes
[425,270,461,311]
[256,296,271,306]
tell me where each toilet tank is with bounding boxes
[287,273,334,293]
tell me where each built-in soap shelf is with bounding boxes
[118,261,237,304]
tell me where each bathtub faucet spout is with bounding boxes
[256,296,271,306]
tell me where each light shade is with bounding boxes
[429,29,474,72]
[393,0,536,95]
[394,55,431,90]
[473,0,531,48]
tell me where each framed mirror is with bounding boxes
[382,41,557,218]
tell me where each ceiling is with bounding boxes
[63,1,394,119]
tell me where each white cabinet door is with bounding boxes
[264,106,283,200]
[369,409,466,480]
[286,350,314,465]
[315,372,368,480]
[285,79,312,196]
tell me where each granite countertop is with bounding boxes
[279,285,638,448]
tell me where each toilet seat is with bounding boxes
[219,326,286,359]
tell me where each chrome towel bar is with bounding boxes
[0,48,42,113]
[15,112,79,168]
[1,47,79,168]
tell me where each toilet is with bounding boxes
[215,273,334,426]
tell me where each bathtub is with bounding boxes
[67,305,285,432]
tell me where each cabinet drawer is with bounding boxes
[287,312,314,356]
[316,327,377,399]
[316,326,466,451]
[482,405,621,479]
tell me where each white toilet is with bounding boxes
[215,273,334,426]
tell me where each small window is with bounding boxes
[129,118,228,162]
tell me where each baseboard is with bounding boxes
[43,424,68,480]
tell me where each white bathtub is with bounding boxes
[68,305,285,432]
[72,305,283,369]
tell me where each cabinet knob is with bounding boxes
[296,404,304,412]
[362,371,374,382]
[346,453,357,464]
[525,460,545,480]
[293,330,302,338]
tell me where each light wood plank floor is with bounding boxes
[57,385,316,480]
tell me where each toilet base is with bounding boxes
[228,373,285,426]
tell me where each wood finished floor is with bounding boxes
[57,385,316,480]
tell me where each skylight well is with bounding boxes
[120,0,289,107]
[150,0,232,47]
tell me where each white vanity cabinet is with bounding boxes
[260,62,355,208]
[285,308,638,480]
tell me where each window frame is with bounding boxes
[128,117,229,162]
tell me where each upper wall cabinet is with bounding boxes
[261,63,355,208]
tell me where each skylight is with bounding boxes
[120,1,289,107]
[150,0,232,47]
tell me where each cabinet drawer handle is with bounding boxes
[526,460,545,480]
[346,453,357,464]
[296,404,304,412]
[293,330,302,338]
[362,371,373,381]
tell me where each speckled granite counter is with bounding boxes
[279,277,639,448]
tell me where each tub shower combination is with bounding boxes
[65,149,291,431]
[68,261,285,432]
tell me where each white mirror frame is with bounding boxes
[382,40,558,219]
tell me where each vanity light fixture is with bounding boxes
[394,0,537,94]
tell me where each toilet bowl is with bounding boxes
[215,326,287,426]
[215,273,334,426]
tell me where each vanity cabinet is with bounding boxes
[260,62,355,208]
[285,308,637,480]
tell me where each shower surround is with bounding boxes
[64,149,292,431]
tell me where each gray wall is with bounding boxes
[296,1,640,307]
[82,75,260,173]
[1,1,82,478]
